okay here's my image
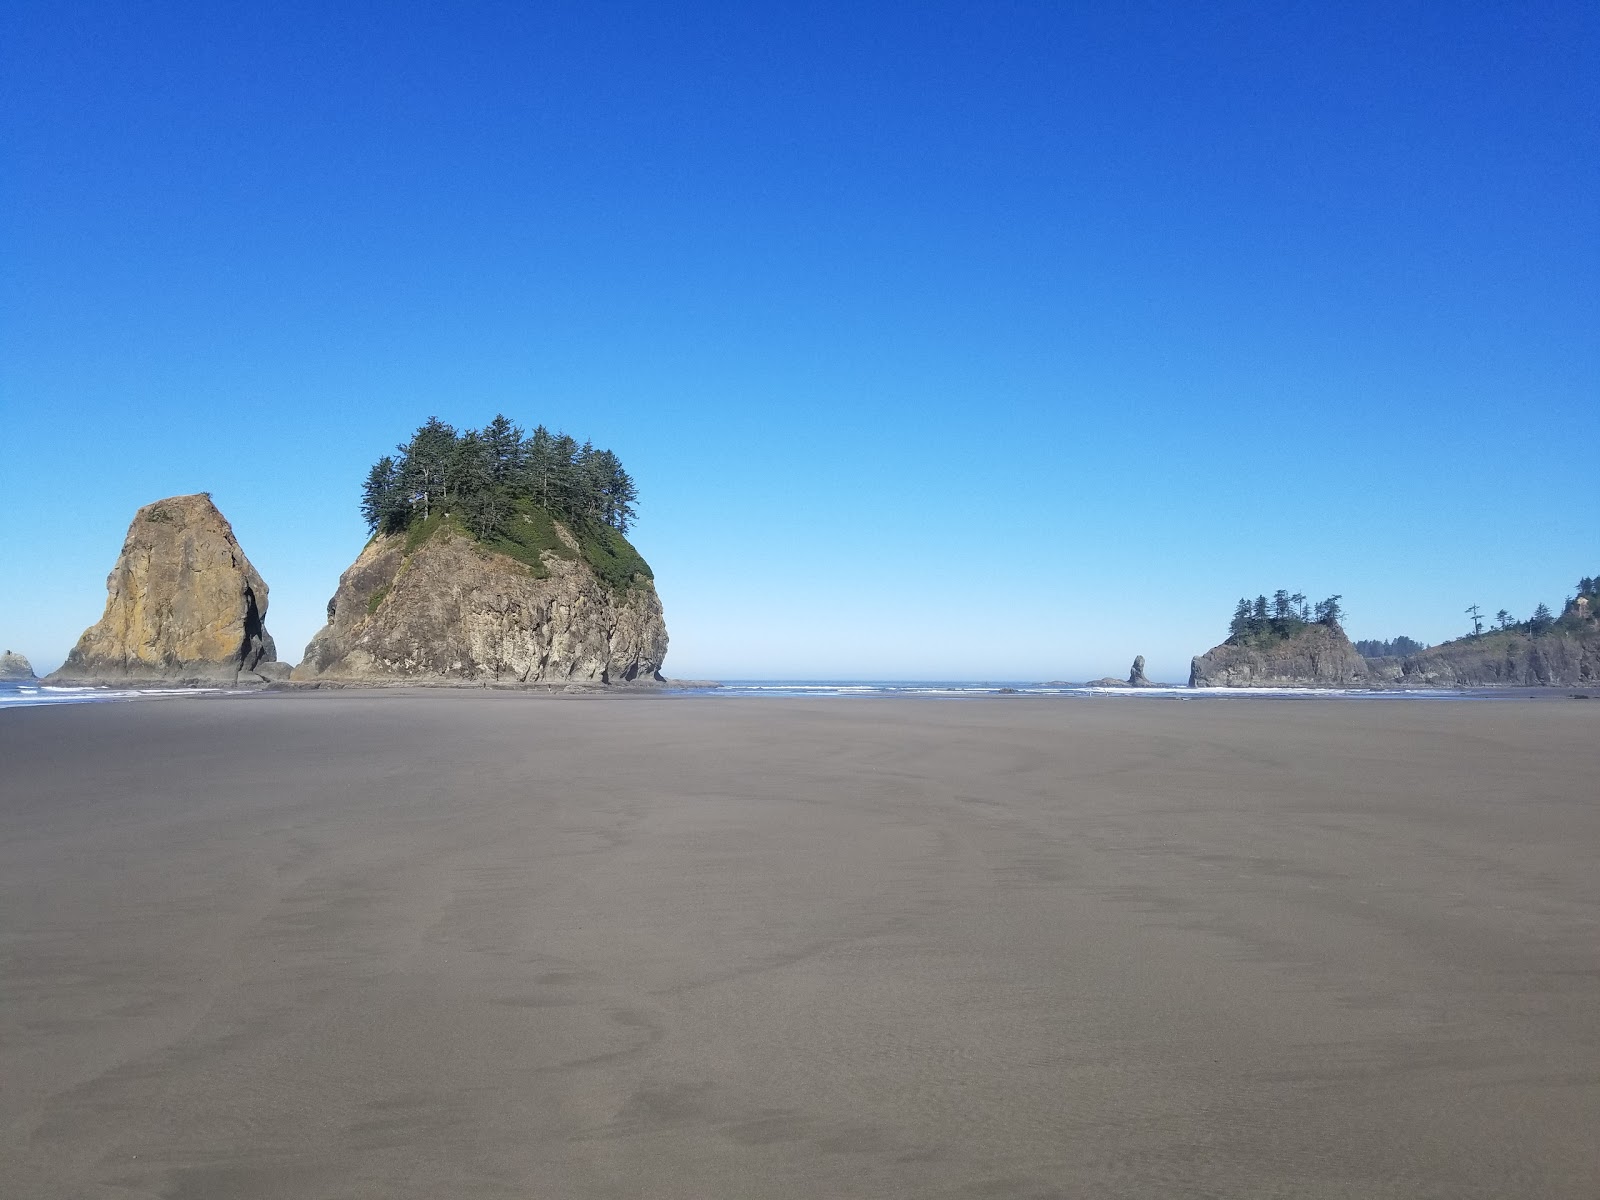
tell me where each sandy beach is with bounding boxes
[2,692,1597,1198]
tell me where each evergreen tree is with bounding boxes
[1229,598,1251,638]
[522,426,558,509]
[400,417,457,520]
[447,432,494,513]
[357,415,642,546]
[1272,590,1292,621]
[483,414,523,483]
[361,456,402,533]
[1314,595,1344,627]
[1530,602,1554,635]
[1252,595,1269,626]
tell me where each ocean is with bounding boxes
[0,681,228,710]
[0,678,1486,710]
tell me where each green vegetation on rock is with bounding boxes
[356,415,652,593]
[1224,590,1345,644]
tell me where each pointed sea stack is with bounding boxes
[47,494,282,685]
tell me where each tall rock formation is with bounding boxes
[0,651,36,681]
[47,494,280,684]
[1189,623,1367,688]
[1086,655,1159,688]
[293,516,667,685]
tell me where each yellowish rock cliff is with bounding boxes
[49,494,279,684]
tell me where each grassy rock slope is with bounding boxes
[48,494,279,685]
[1190,623,1367,688]
[293,514,666,685]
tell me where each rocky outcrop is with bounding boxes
[1370,626,1600,688]
[48,494,279,685]
[1189,623,1367,688]
[1086,656,1160,688]
[293,519,667,685]
[0,651,36,681]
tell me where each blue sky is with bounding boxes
[3,1,1596,679]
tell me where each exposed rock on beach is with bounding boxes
[1376,625,1599,688]
[0,651,36,681]
[293,516,667,685]
[1190,622,1367,688]
[47,494,281,685]
[1086,655,1161,688]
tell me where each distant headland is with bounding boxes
[1190,583,1600,689]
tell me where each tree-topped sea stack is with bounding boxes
[294,416,667,685]
[48,494,281,685]
[1189,590,1367,687]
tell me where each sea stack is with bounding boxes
[293,514,667,685]
[1189,623,1366,688]
[47,494,282,685]
[0,651,36,681]
[1128,655,1154,687]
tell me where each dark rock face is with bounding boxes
[47,494,279,685]
[0,651,36,681]
[1189,624,1367,688]
[1129,655,1154,687]
[1372,627,1600,688]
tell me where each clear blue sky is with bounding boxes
[3,1,1596,680]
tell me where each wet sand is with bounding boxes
[2,692,1597,1198]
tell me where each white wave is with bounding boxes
[0,685,226,711]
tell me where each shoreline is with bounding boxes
[4,676,1593,711]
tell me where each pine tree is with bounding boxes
[1229,598,1251,638]
[401,417,457,520]
[361,456,401,533]
[483,414,523,484]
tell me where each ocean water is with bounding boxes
[674,681,1481,700]
[0,681,227,710]
[0,678,1487,711]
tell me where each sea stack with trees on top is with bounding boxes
[46,493,282,685]
[294,415,668,686]
[1189,591,1367,687]
[1189,575,1600,688]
